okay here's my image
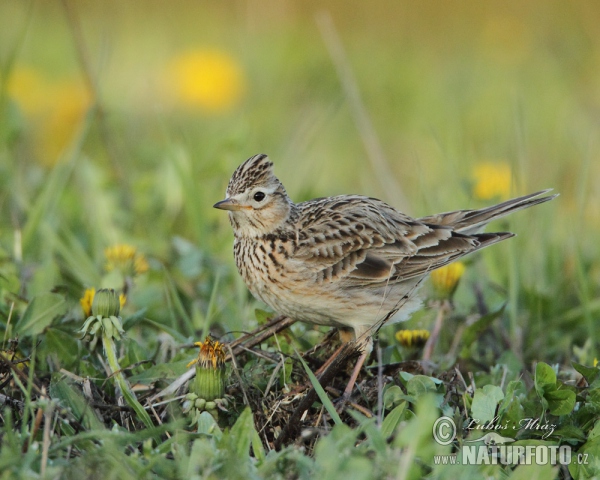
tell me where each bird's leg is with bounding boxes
[336,347,369,406]
[314,343,345,377]
[335,330,372,409]
[313,328,354,377]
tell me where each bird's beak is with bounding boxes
[213,198,244,211]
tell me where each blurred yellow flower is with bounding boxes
[104,244,149,276]
[431,262,466,299]
[37,80,91,166]
[472,162,512,200]
[6,65,47,116]
[395,329,430,348]
[80,287,126,318]
[594,358,598,368]
[166,48,246,113]
[6,65,91,167]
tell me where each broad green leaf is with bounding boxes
[499,380,525,414]
[568,436,600,479]
[407,375,440,401]
[383,385,405,409]
[197,411,222,439]
[573,362,600,385]
[471,384,505,423]
[229,407,255,458]
[546,388,576,416]
[14,293,67,337]
[535,362,557,396]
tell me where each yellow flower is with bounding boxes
[188,337,227,406]
[6,65,47,116]
[80,288,96,317]
[187,336,226,369]
[594,358,598,368]
[430,262,466,299]
[395,329,430,348]
[472,161,512,200]
[7,66,91,167]
[36,80,91,166]
[166,48,246,113]
[104,244,149,276]
[80,287,126,318]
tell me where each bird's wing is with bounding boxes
[293,195,496,284]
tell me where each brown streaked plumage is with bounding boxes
[214,153,557,401]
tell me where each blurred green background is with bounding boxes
[0,0,599,365]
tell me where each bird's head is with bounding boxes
[214,154,293,237]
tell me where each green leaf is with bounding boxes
[382,385,405,410]
[471,385,505,423]
[229,407,255,458]
[568,436,600,479]
[49,375,105,431]
[297,350,342,425]
[254,308,273,324]
[459,304,505,356]
[14,293,67,337]
[381,401,407,439]
[196,411,222,439]
[44,328,79,366]
[406,375,438,398]
[546,388,576,416]
[535,362,557,396]
[128,360,190,384]
[507,462,559,480]
[573,362,600,385]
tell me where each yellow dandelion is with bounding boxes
[80,287,126,317]
[166,48,246,113]
[80,288,96,317]
[431,262,466,299]
[187,336,226,369]
[6,65,48,116]
[395,329,430,348]
[472,161,512,201]
[104,244,149,276]
[36,79,91,166]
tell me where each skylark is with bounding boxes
[214,154,556,401]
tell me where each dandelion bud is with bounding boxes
[188,337,226,402]
[92,288,121,317]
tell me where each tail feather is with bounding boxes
[419,189,558,234]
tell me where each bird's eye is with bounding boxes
[253,191,266,202]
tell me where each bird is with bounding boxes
[214,153,557,403]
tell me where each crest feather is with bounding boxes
[227,154,277,196]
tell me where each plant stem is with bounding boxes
[102,332,156,433]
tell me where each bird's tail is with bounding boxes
[418,189,558,234]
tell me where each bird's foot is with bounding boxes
[333,391,351,413]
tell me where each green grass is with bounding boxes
[0,1,599,478]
